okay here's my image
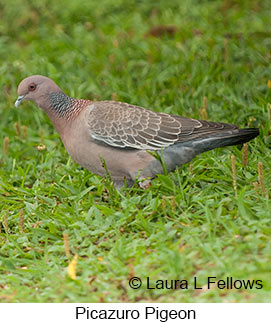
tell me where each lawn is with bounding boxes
[0,0,271,302]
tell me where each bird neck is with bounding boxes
[49,92,77,118]
[45,91,90,119]
[42,92,90,135]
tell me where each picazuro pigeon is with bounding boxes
[15,75,259,188]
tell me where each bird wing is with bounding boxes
[86,101,238,150]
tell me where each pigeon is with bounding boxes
[15,75,259,188]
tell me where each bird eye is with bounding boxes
[28,83,37,91]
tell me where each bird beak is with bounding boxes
[15,95,26,107]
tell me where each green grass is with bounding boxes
[0,0,271,302]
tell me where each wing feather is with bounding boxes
[86,101,238,150]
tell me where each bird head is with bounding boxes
[15,75,62,110]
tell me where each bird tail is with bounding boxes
[146,128,259,177]
[191,128,259,154]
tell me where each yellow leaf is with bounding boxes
[67,254,78,280]
[268,80,271,89]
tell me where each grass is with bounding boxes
[0,0,271,302]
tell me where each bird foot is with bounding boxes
[139,179,152,189]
